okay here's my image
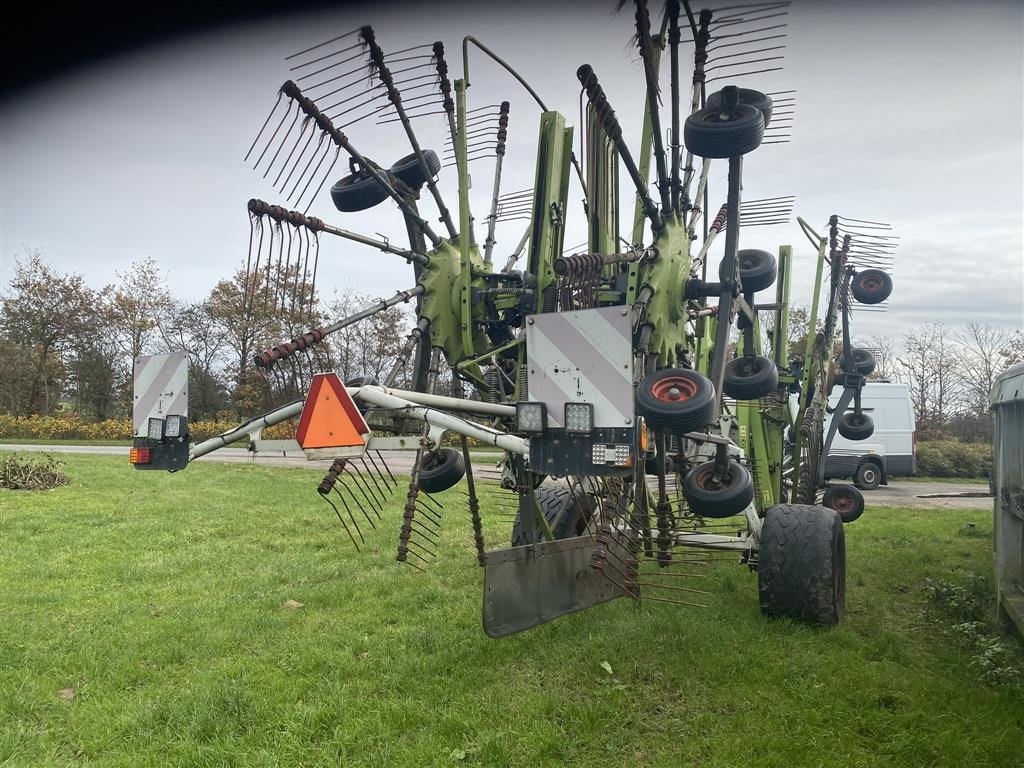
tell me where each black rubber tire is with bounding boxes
[344,375,379,388]
[418,447,466,493]
[389,150,441,188]
[837,411,874,441]
[822,484,865,523]
[511,484,595,546]
[853,461,882,491]
[720,248,778,293]
[682,459,754,518]
[330,171,390,212]
[850,269,893,305]
[644,454,677,476]
[849,348,876,376]
[684,102,764,159]
[723,355,779,400]
[706,87,773,127]
[635,368,716,434]
[758,504,846,625]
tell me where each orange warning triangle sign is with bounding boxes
[295,373,370,450]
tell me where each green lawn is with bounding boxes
[1,455,1021,767]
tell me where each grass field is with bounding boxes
[2,454,1022,767]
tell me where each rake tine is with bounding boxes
[358,456,390,504]
[289,39,364,71]
[369,450,397,488]
[302,148,340,215]
[286,29,360,60]
[343,460,383,515]
[244,92,284,162]
[295,144,336,211]
[366,454,393,489]
[280,124,318,194]
[252,98,293,171]
[273,118,312,188]
[406,537,437,558]
[331,483,365,544]
[320,493,360,550]
[289,133,327,200]
[342,463,382,521]
[294,48,368,83]
[264,105,302,180]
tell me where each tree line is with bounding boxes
[1,250,1021,444]
[0,250,412,422]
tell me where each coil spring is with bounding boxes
[517,364,529,399]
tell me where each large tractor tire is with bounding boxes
[758,504,846,625]
[511,484,596,546]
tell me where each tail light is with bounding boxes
[130,447,152,465]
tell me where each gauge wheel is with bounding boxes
[850,269,893,305]
[682,459,754,519]
[720,248,778,293]
[635,368,716,434]
[723,355,779,400]
[822,484,865,523]
[684,102,765,159]
[838,411,874,441]
[418,447,466,493]
[706,87,774,127]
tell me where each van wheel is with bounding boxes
[854,461,881,490]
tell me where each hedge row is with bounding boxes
[915,439,992,479]
[0,414,295,442]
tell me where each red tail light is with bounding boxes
[130,447,152,464]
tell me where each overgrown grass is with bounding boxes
[2,455,1021,767]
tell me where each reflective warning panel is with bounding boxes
[296,373,370,453]
[133,353,188,438]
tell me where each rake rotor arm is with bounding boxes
[253,286,426,369]
[189,399,304,461]
[361,27,458,240]
[247,198,427,265]
[576,64,662,233]
[634,0,673,217]
[355,386,527,454]
[279,80,442,247]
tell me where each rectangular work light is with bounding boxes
[164,414,187,438]
[516,401,547,434]
[563,402,594,434]
[147,417,164,441]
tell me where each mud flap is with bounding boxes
[482,536,627,638]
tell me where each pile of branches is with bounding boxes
[0,452,69,491]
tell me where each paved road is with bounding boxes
[2,443,992,508]
[0,443,506,477]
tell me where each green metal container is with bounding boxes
[990,362,1024,635]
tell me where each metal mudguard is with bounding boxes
[482,536,627,638]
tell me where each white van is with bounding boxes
[824,382,916,489]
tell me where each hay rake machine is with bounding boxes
[131,0,897,636]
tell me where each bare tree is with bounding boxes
[896,322,963,432]
[325,287,413,385]
[864,334,899,381]
[956,322,1013,416]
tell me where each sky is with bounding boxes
[1,0,1022,344]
